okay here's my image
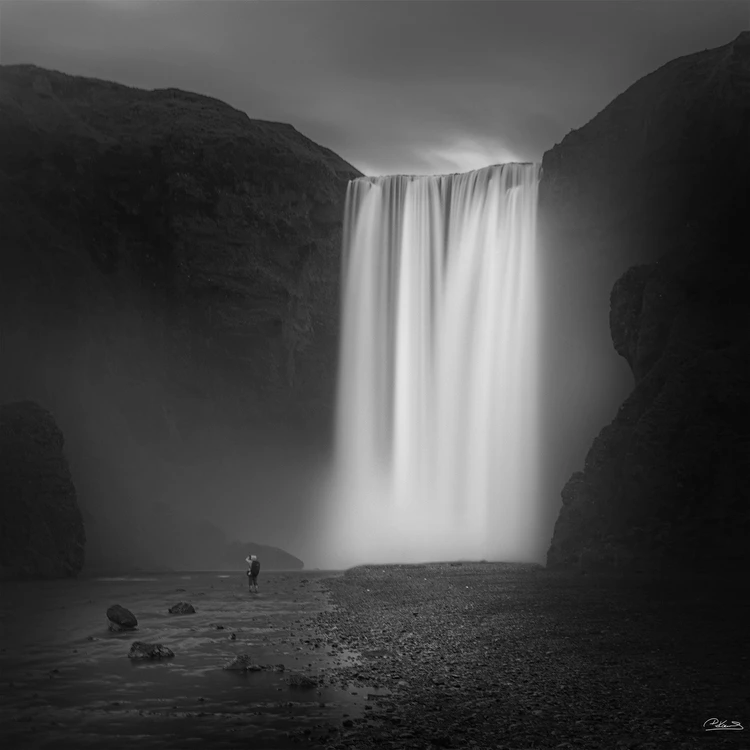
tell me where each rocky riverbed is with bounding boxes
[307,563,749,750]
[2,564,746,749]
[0,570,385,749]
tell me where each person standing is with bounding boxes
[245,554,260,593]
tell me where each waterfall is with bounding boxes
[322,163,540,568]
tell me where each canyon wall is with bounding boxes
[542,32,750,571]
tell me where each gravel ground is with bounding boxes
[303,563,748,750]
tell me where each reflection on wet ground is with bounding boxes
[0,570,388,748]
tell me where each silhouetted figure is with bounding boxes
[245,554,260,593]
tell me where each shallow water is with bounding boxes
[0,570,385,748]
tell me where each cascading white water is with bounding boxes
[320,163,540,569]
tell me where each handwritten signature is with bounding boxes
[703,718,744,731]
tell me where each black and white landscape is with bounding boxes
[1,3,748,748]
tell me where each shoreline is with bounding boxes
[0,571,381,749]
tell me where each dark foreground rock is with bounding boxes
[168,601,195,615]
[0,401,85,580]
[127,641,175,660]
[106,604,138,630]
[311,563,749,750]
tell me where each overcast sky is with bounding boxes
[1,0,747,175]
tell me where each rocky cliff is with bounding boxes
[0,401,86,579]
[0,64,361,435]
[544,32,750,572]
[0,64,360,569]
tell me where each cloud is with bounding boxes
[2,0,747,174]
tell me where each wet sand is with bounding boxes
[0,570,386,749]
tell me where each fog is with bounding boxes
[0,300,325,570]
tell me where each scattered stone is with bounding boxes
[286,672,317,688]
[127,641,174,660]
[106,604,137,631]
[229,633,237,641]
[223,654,262,671]
[168,602,195,615]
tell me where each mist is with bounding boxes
[0,300,322,570]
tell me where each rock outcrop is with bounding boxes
[0,401,86,579]
[545,32,750,572]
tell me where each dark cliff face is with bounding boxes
[543,33,750,572]
[0,64,361,569]
[0,64,361,433]
[0,401,86,579]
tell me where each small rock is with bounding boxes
[168,602,195,615]
[286,672,317,688]
[106,604,137,630]
[224,654,262,671]
[229,633,237,640]
[128,641,174,660]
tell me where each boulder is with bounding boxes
[0,401,85,580]
[168,602,195,615]
[106,604,138,630]
[128,641,174,660]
